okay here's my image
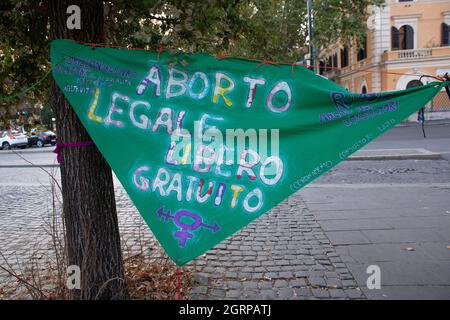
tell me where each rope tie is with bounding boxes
[157,45,165,61]
[1,39,449,102]
[216,54,230,60]
[177,266,182,300]
[256,60,279,69]
[53,140,95,163]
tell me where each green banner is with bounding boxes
[51,39,446,265]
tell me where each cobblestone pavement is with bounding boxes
[189,195,363,300]
[0,185,364,300]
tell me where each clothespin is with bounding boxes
[157,45,164,60]
[216,54,230,60]
[256,60,279,69]
[442,73,450,101]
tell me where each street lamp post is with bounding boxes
[307,0,314,71]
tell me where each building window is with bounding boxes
[391,27,399,50]
[406,80,423,89]
[361,85,367,94]
[319,61,325,75]
[442,23,450,46]
[340,47,349,68]
[332,53,338,68]
[357,36,367,61]
[399,25,414,50]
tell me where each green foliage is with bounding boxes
[228,0,307,61]
[40,104,54,129]
[103,0,251,53]
[313,0,384,50]
[0,0,50,109]
[0,0,383,110]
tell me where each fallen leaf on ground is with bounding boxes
[327,285,338,289]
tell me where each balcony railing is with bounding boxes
[383,47,450,61]
[398,48,432,59]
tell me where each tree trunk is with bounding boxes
[49,0,127,299]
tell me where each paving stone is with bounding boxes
[258,281,273,289]
[308,277,326,287]
[260,290,276,299]
[312,288,330,299]
[226,281,242,289]
[295,288,313,298]
[250,272,264,279]
[345,288,364,299]
[225,290,241,299]
[342,279,358,288]
[326,278,343,289]
[278,288,294,299]
[279,271,294,278]
[274,279,288,288]
[329,289,347,299]
[194,273,209,285]
[225,271,238,278]
[243,281,258,289]
[264,272,279,279]
[191,286,208,295]
[209,289,226,299]
[242,290,259,299]
[290,279,307,288]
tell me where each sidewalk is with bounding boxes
[301,183,450,299]
[190,194,364,300]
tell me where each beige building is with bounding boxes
[321,0,450,118]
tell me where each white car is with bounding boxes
[0,131,28,150]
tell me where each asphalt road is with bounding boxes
[366,120,450,161]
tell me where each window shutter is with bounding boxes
[391,27,399,50]
[405,26,414,49]
[357,36,367,61]
[340,47,348,68]
[442,23,449,47]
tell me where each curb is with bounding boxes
[349,148,442,161]
[396,120,450,128]
[0,148,55,154]
[0,164,59,168]
[348,154,442,161]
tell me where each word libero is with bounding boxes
[84,62,291,214]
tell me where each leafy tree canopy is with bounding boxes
[0,0,383,110]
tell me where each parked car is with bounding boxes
[27,131,57,148]
[0,131,28,150]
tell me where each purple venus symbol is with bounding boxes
[157,208,220,248]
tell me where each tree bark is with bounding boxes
[49,0,127,299]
